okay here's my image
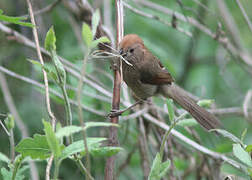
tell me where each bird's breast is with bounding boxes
[122,63,157,99]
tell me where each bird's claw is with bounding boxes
[106,109,123,118]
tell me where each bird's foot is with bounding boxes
[107,109,124,118]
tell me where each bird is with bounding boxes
[115,34,221,131]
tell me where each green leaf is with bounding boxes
[176,118,198,127]
[246,145,252,153]
[56,122,62,132]
[233,144,252,167]
[166,99,175,122]
[148,153,170,180]
[56,126,82,139]
[0,153,10,163]
[60,138,106,161]
[51,51,66,85]
[82,23,93,47]
[29,58,64,86]
[90,146,123,157]
[44,26,56,51]
[0,13,34,27]
[0,10,3,14]
[28,59,58,81]
[56,123,119,139]
[210,129,244,146]
[241,128,247,142]
[92,10,100,37]
[15,134,50,160]
[43,120,62,158]
[85,122,119,130]
[91,36,110,49]
[148,153,161,180]
[1,168,12,180]
[159,159,171,177]
[248,168,252,177]
[1,166,27,180]
[197,99,214,108]
[16,165,29,180]
[28,59,43,69]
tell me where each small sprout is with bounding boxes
[4,114,14,130]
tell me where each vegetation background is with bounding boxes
[0,0,252,179]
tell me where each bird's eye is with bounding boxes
[119,48,123,55]
[129,48,134,53]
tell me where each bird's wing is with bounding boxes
[139,54,174,85]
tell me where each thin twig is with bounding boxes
[0,28,39,180]
[217,0,243,50]
[120,107,148,121]
[77,50,91,179]
[178,0,209,85]
[0,64,249,120]
[0,22,113,98]
[75,158,94,180]
[235,0,252,34]
[0,120,10,136]
[0,12,249,176]
[136,0,252,67]
[0,65,106,116]
[138,117,150,179]
[243,90,252,120]
[25,0,56,128]
[116,146,137,177]
[22,0,61,18]
[0,64,93,179]
[26,1,57,178]
[0,72,30,138]
[46,155,54,180]
[192,0,216,17]
[123,2,192,37]
[209,107,245,116]
[142,113,245,171]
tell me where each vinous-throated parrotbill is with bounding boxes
[119,34,221,130]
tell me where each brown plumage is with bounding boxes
[119,34,221,131]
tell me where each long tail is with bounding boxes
[160,84,221,130]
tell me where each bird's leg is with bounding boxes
[108,100,144,118]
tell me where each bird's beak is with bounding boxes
[119,48,123,55]
[121,53,127,58]
[119,49,127,58]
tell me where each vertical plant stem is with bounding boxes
[25,0,56,130]
[159,112,187,160]
[159,120,177,160]
[0,72,39,180]
[53,159,60,180]
[9,129,15,162]
[50,50,73,143]
[12,155,24,180]
[51,50,91,177]
[61,85,72,127]
[75,158,94,180]
[138,117,150,179]
[46,155,54,180]
[105,1,123,179]
[25,1,57,178]
[77,51,91,180]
